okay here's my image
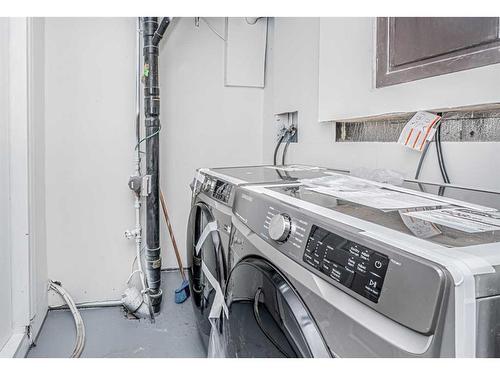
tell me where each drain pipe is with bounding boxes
[142,17,171,314]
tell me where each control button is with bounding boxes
[322,260,332,274]
[329,263,354,288]
[268,213,292,242]
[303,253,317,269]
[351,273,383,303]
[346,243,360,257]
[368,253,389,277]
[346,256,357,270]
[356,261,368,274]
[359,247,373,261]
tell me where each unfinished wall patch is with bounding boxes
[336,110,500,142]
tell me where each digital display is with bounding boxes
[303,225,389,303]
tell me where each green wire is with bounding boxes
[135,124,162,152]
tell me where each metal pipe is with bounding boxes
[152,17,171,46]
[49,300,123,311]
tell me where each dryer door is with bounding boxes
[187,202,226,346]
[224,257,331,358]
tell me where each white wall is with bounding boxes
[44,17,264,303]
[263,18,500,192]
[0,17,13,352]
[44,18,138,304]
[160,18,264,270]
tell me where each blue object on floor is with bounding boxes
[175,279,190,304]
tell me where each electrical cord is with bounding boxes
[253,288,290,358]
[200,17,226,41]
[414,140,431,192]
[435,121,450,196]
[414,118,451,195]
[135,125,162,152]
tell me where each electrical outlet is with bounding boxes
[274,111,298,143]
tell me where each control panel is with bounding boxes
[303,225,389,303]
[211,179,232,204]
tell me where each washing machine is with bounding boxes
[225,173,500,357]
[186,164,335,347]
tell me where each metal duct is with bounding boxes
[142,17,170,313]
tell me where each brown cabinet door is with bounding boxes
[377,17,500,87]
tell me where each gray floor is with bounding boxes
[28,271,207,358]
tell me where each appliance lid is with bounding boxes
[205,164,334,185]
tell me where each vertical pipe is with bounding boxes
[135,18,142,169]
[142,17,162,313]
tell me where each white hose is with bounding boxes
[49,280,86,358]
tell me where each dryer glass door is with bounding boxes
[187,202,225,346]
[225,257,330,358]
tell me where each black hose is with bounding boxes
[273,132,287,166]
[253,288,290,358]
[281,138,291,166]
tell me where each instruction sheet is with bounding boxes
[398,111,441,152]
[402,208,500,233]
[301,173,447,211]
[307,186,446,211]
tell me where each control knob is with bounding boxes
[268,213,292,242]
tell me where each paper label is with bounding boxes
[398,111,441,152]
[399,208,442,239]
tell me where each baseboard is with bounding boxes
[0,332,30,358]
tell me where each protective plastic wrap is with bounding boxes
[351,167,404,186]
[207,319,228,358]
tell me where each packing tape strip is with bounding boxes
[195,221,218,256]
[202,260,229,320]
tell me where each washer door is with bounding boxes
[187,202,226,346]
[224,257,331,358]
